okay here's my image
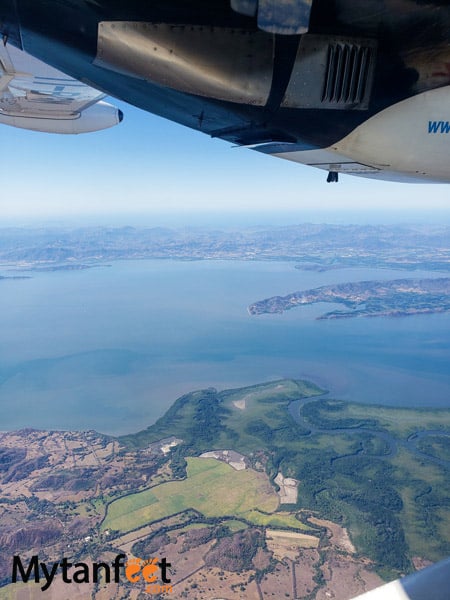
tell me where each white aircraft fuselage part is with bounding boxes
[351,579,410,600]
[350,556,450,600]
[270,86,450,183]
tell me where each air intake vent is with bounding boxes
[322,43,374,105]
[282,35,377,111]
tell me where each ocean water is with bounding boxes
[0,259,449,435]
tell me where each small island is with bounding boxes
[248,277,450,319]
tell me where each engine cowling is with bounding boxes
[0,100,123,134]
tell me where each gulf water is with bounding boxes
[0,259,449,435]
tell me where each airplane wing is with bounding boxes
[0,42,122,133]
[350,556,450,600]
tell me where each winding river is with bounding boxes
[289,396,450,470]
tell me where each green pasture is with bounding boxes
[102,458,278,533]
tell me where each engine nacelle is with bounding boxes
[0,101,123,134]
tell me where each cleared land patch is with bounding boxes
[266,529,319,560]
[102,457,278,533]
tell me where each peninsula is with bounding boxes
[248,277,450,318]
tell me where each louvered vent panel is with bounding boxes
[322,43,374,106]
[282,34,377,110]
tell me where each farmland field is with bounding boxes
[102,457,279,533]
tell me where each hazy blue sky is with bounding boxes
[1,96,450,225]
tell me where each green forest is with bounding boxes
[121,379,450,576]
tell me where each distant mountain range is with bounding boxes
[0,223,449,271]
